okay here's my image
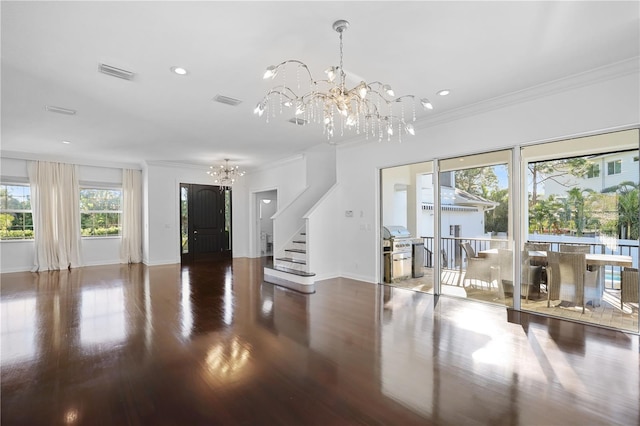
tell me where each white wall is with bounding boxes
[336,70,640,283]
[1,156,128,272]
[381,166,410,228]
[238,155,307,258]
[305,184,340,280]
[143,162,249,265]
[241,145,336,261]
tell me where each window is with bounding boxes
[586,163,599,179]
[0,184,33,240]
[607,159,622,175]
[80,188,122,237]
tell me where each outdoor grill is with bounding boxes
[383,226,414,282]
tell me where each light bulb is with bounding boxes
[420,98,433,110]
[405,123,415,135]
[357,82,368,99]
[383,84,394,97]
[346,114,357,127]
[263,65,277,79]
[325,66,337,82]
[254,102,264,116]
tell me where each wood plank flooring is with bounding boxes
[1,258,639,425]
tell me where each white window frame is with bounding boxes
[607,159,622,175]
[0,182,34,241]
[79,186,123,238]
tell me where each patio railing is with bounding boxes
[421,236,637,290]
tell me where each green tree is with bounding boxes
[484,188,508,233]
[455,168,498,195]
[528,158,588,207]
[602,181,639,240]
[567,187,595,236]
[529,195,563,233]
[0,213,15,231]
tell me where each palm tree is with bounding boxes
[567,187,595,236]
[603,181,639,239]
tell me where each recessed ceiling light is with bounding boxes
[62,140,71,145]
[171,66,188,75]
[437,89,451,96]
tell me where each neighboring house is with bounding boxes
[418,173,498,240]
[543,150,639,197]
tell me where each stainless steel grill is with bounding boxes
[383,226,413,282]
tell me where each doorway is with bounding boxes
[255,190,277,262]
[180,183,232,263]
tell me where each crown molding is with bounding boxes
[336,57,639,151]
[416,57,640,131]
[0,150,143,170]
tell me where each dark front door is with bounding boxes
[181,184,231,263]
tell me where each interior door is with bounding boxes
[181,184,231,263]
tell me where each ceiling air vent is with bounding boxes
[45,105,76,115]
[98,63,135,80]
[289,117,308,126]
[213,94,242,107]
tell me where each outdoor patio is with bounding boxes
[389,267,639,333]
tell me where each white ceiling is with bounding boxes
[2,1,639,171]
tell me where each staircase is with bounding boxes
[264,231,316,294]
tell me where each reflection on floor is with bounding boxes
[387,268,639,332]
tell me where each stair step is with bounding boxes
[276,257,307,265]
[292,240,306,244]
[266,266,316,277]
[300,232,306,236]
[285,248,306,254]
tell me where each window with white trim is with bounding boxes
[607,159,622,175]
[80,188,122,237]
[0,184,34,240]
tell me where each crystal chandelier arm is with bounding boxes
[265,86,301,100]
[266,60,314,81]
[366,81,395,98]
[393,94,416,102]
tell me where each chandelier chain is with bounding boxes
[339,30,345,92]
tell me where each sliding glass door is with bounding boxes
[438,151,513,307]
[380,161,434,293]
[379,129,638,333]
[521,129,639,332]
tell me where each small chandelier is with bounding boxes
[207,159,245,188]
[255,19,433,143]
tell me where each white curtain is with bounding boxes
[28,161,82,271]
[120,169,142,263]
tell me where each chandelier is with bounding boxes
[254,19,433,143]
[207,159,245,188]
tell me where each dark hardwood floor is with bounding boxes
[1,258,638,425]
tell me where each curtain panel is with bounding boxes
[120,169,142,263]
[28,161,82,271]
